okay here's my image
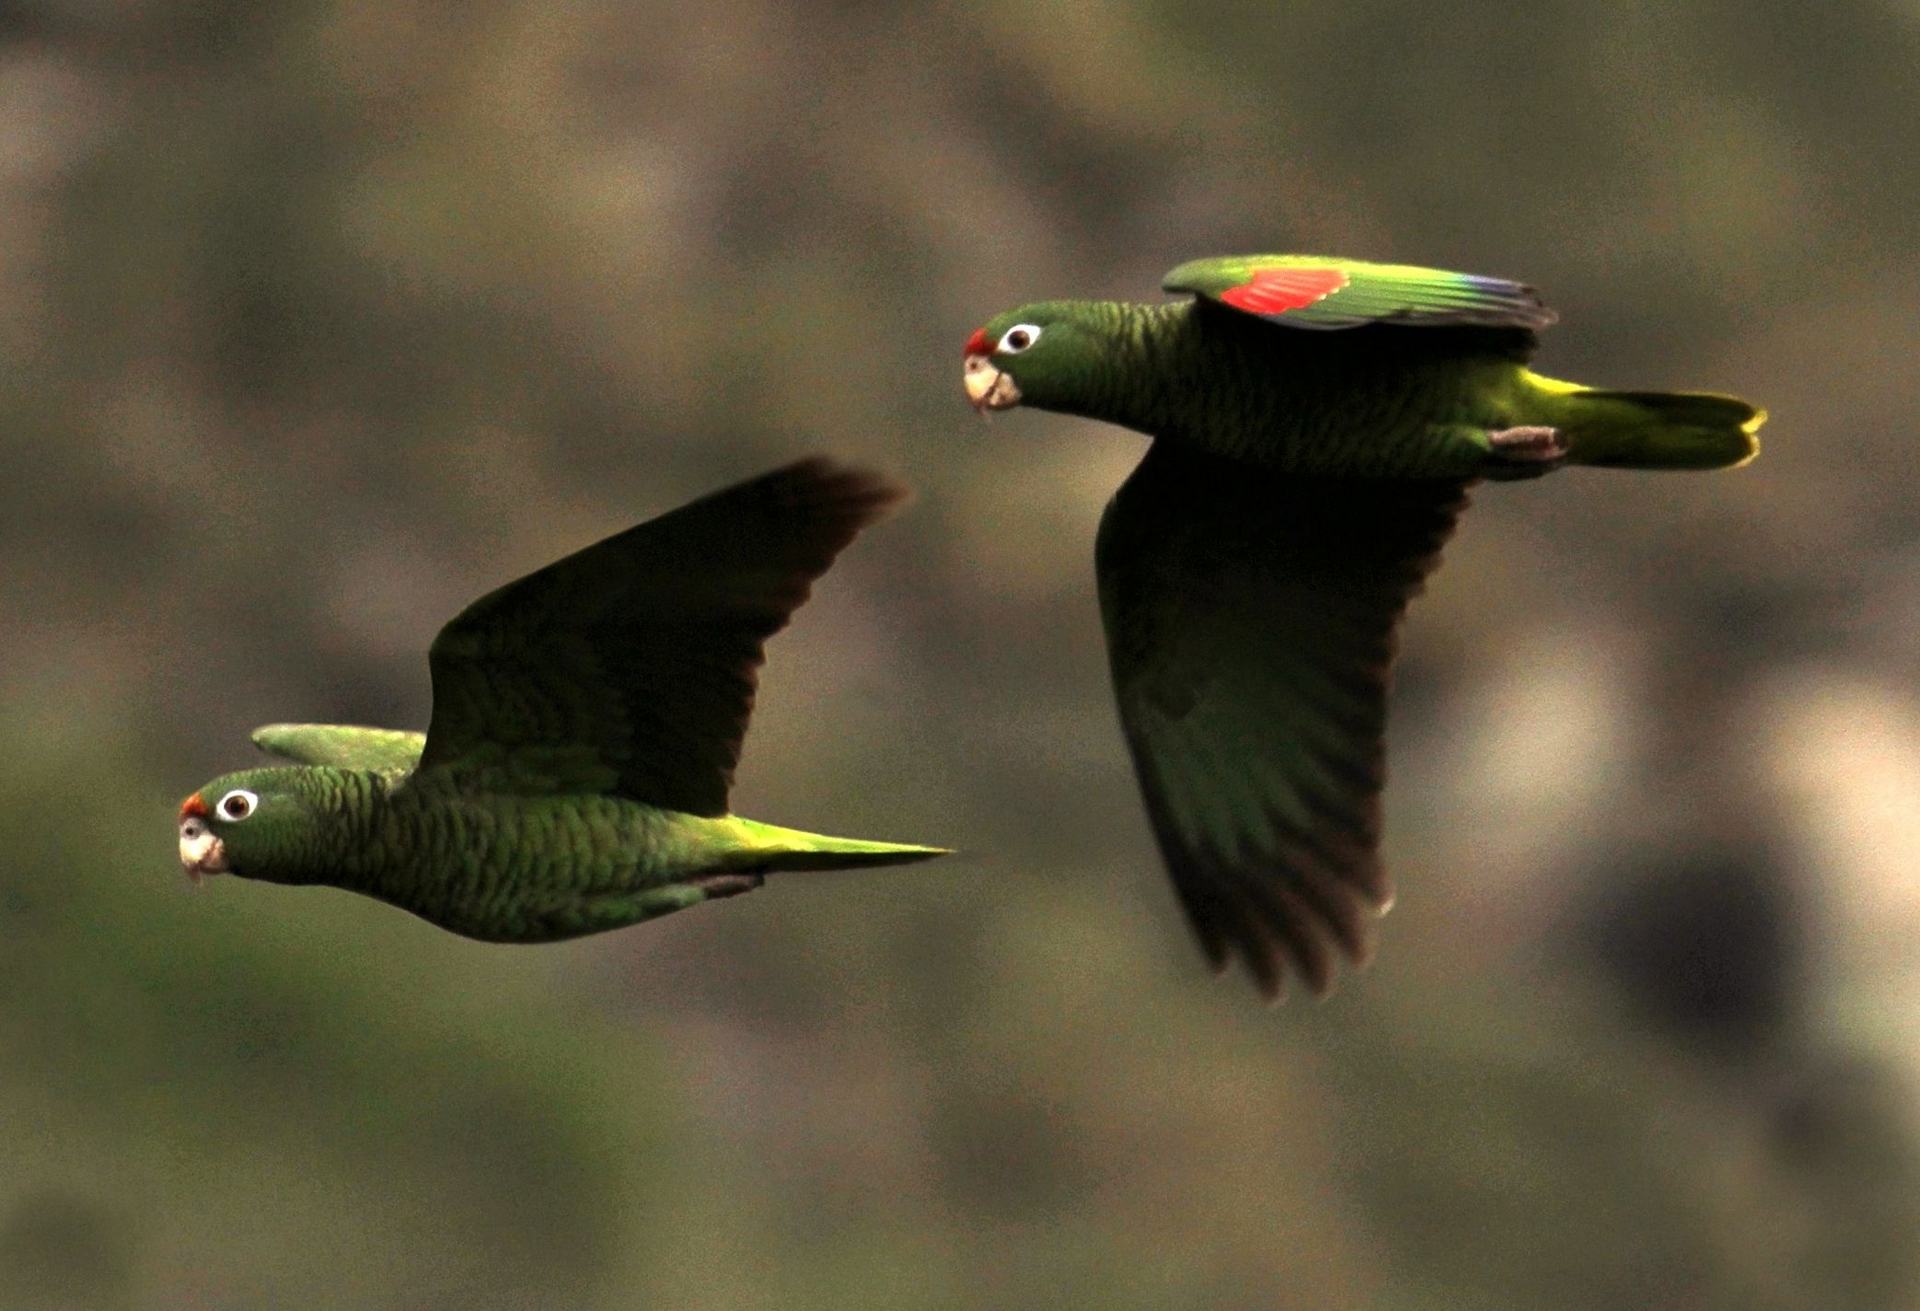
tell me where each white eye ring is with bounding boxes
[996,323,1042,354]
[217,789,258,822]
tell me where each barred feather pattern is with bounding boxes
[1076,301,1533,478]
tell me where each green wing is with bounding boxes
[1162,254,1556,331]
[412,458,907,814]
[251,723,425,775]
[1096,442,1468,999]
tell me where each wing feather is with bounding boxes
[251,723,426,775]
[413,458,907,813]
[1096,442,1467,998]
[1164,254,1556,332]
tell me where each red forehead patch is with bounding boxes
[964,328,991,358]
[1220,267,1349,315]
[179,794,209,821]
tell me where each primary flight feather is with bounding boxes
[178,459,946,940]
[965,254,1763,1000]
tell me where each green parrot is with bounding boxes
[177,459,947,941]
[964,255,1763,1000]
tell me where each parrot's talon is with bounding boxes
[1487,424,1567,461]
[1485,425,1568,479]
[690,872,764,899]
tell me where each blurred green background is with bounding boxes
[4,2,1919,1307]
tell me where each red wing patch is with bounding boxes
[1219,267,1350,315]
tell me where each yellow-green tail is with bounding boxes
[1528,373,1765,471]
[731,817,951,872]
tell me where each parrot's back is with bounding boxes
[1127,302,1758,478]
[1135,303,1537,477]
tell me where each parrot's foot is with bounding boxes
[1485,425,1568,480]
[690,871,764,899]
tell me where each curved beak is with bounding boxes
[964,354,1021,413]
[178,795,227,883]
[178,820,228,883]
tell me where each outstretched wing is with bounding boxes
[1096,442,1468,999]
[1163,254,1556,332]
[252,723,425,775]
[414,458,907,814]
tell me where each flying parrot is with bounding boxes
[177,459,947,940]
[963,255,1764,1000]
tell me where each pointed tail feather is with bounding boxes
[1533,377,1765,470]
[731,818,951,872]
[760,841,950,872]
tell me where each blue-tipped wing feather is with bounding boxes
[1163,255,1558,332]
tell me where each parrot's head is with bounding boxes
[962,302,1103,417]
[177,767,333,886]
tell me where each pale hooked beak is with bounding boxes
[178,798,227,883]
[963,354,1021,412]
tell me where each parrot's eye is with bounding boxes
[996,324,1041,354]
[217,789,258,821]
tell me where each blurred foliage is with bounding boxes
[2,0,1919,1306]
